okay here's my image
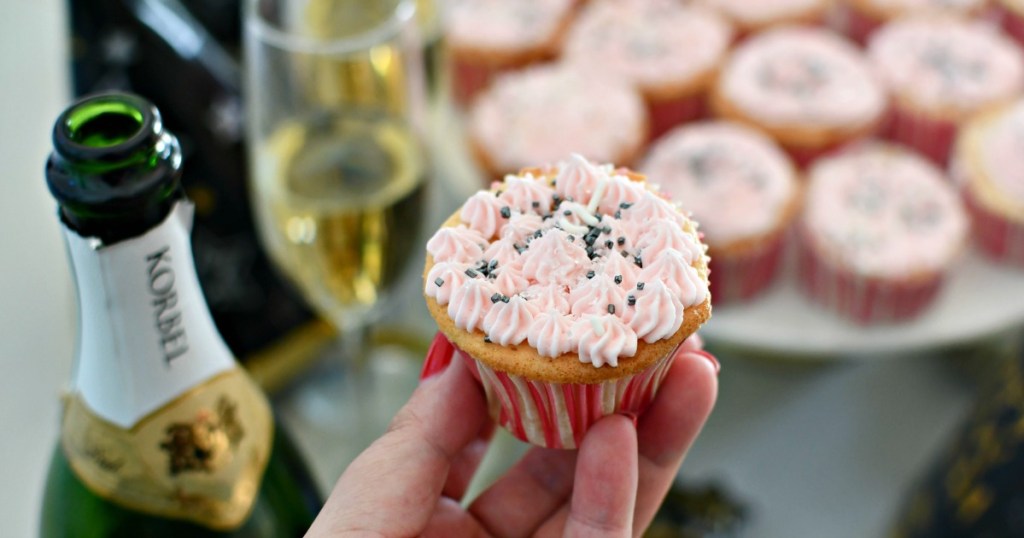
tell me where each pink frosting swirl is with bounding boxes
[555,154,609,205]
[492,267,530,296]
[638,250,708,306]
[483,238,522,271]
[596,252,640,291]
[460,191,508,239]
[573,315,638,367]
[598,175,647,215]
[527,309,576,358]
[447,278,498,333]
[635,219,703,263]
[623,280,684,343]
[500,173,555,214]
[500,213,545,245]
[523,284,571,315]
[619,192,684,225]
[425,261,469,304]
[483,295,537,346]
[569,273,628,316]
[427,226,487,263]
[519,229,590,285]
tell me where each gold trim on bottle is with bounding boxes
[60,368,274,530]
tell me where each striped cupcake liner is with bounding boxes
[883,103,959,167]
[647,92,707,143]
[709,233,787,305]
[796,230,944,323]
[830,2,883,45]
[421,333,680,449]
[963,186,1024,267]
[997,3,1024,48]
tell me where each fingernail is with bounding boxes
[617,411,638,429]
[420,332,456,381]
[691,350,720,375]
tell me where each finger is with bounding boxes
[632,347,718,534]
[560,414,639,538]
[421,498,489,538]
[468,446,578,537]
[306,351,488,537]
[442,420,496,500]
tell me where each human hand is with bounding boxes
[306,333,719,538]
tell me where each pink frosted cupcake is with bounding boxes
[868,17,1024,166]
[953,99,1024,267]
[467,64,647,180]
[561,0,733,141]
[711,27,887,168]
[799,144,968,323]
[703,0,832,35]
[641,121,801,304]
[445,0,577,106]
[834,0,990,44]
[422,155,711,448]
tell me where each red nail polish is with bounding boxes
[692,350,720,375]
[420,332,455,381]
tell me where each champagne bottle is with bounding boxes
[39,92,322,537]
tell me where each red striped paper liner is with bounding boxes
[647,92,707,143]
[830,2,883,45]
[963,185,1024,267]
[883,104,959,167]
[997,3,1024,47]
[709,232,787,305]
[460,344,679,449]
[796,228,945,323]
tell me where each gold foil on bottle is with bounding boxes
[60,369,273,530]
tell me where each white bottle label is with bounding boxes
[63,202,235,429]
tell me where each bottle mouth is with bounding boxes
[53,92,161,164]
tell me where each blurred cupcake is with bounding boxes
[953,99,1024,267]
[868,17,1024,166]
[834,0,989,44]
[467,64,646,180]
[711,27,886,167]
[641,121,800,304]
[702,0,831,35]
[444,0,577,106]
[423,155,711,448]
[799,143,968,323]
[561,0,733,141]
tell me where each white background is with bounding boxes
[0,1,993,537]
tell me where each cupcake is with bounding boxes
[953,99,1024,267]
[834,0,990,44]
[799,144,968,323]
[422,155,711,448]
[444,0,577,106]
[868,17,1024,166]
[997,0,1024,47]
[710,27,887,168]
[467,64,647,180]
[561,0,733,141]
[641,121,801,304]
[702,0,831,35]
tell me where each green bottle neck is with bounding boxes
[46,92,184,244]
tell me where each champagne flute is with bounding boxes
[244,0,428,474]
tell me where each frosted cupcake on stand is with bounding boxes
[868,16,1024,166]
[953,99,1024,267]
[466,64,647,180]
[561,0,733,141]
[702,0,832,35]
[833,0,990,44]
[799,143,968,323]
[711,27,887,167]
[641,121,800,304]
[423,154,711,448]
[444,0,577,106]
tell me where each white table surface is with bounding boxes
[1,2,991,537]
